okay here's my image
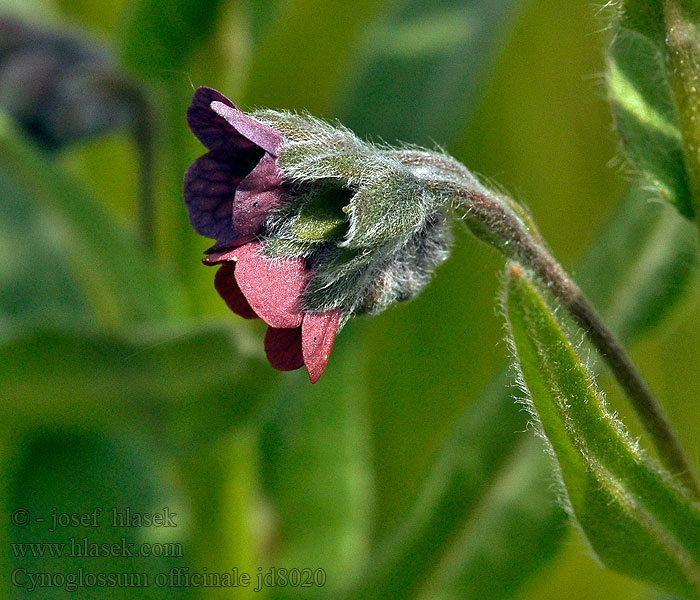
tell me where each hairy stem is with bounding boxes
[445,180,700,497]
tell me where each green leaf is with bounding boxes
[340,0,521,145]
[619,0,665,42]
[607,27,694,218]
[342,372,567,600]
[505,264,700,600]
[419,436,566,600]
[259,333,373,597]
[0,324,268,440]
[7,433,183,600]
[0,116,185,327]
[341,185,698,600]
[575,186,698,343]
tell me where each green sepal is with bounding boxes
[291,187,351,242]
[505,264,700,600]
[345,168,433,248]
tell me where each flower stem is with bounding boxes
[448,181,700,498]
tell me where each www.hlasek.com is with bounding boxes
[11,567,328,592]
[11,537,183,559]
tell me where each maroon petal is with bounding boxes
[211,101,283,156]
[264,326,304,371]
[214,263,258,319]
[184,151,248,243]
[233,154,286,236]
[233,241,307,329]
[187,87,258,153]
[302,309,341,383]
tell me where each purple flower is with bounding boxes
[184,87,341,383]
[184,87,456,383]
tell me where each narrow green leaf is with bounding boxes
[419,436,566,600]
[506,264,700,600]
[178,428,262,600]
[0,115,184,326]
[607,27,694,218]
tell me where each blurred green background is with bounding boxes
[0,0,698,598]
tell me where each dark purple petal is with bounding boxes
[264,326,304,371]
[211,101,283,156]
[233,241,307,329]
[184,151,253,244]
[187,87,258,153]
[302,309,341,383]
[214,263,258,320]
[233,154,286,236]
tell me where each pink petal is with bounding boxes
[214,263,258,320]
[264,327,304,371]
[302,309,341,383]
[233,154,286,236]
[232,242,307,329]
[211,101,283,155]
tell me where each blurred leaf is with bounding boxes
[342,189,698,600]
[339,0,522,145]
[179,428,262,600]
[0,115,184,327]
[117,0,223,78]
[618,0,664,42]
[0,323,266,440]
[243,0,387,115]
[419,436,565,600]
[608,28,694,218]
[259,333,373,598]
[342,371,567,600]
[8,432,186,600]
[575,187,698,342]
[505,264,700,600]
